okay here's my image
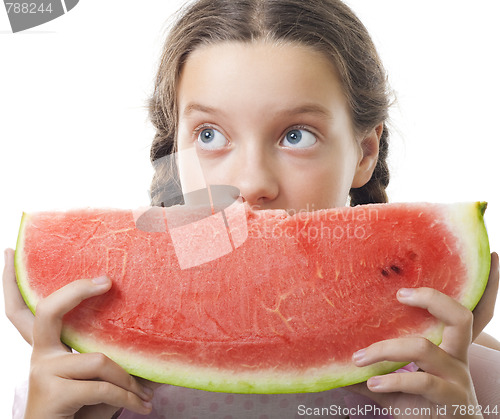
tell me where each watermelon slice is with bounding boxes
[15,202,490,393]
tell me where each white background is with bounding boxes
[1,0,499,415]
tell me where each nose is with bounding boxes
[230,145,279,209]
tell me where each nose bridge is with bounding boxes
[241,139,268,171]
[234,137,279,204]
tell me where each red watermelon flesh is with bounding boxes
[15,202,490,393]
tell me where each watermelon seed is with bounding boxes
[381,269,389,277]
[390,265,402,274]
[407,251,417,261]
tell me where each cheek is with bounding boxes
[294,151,358,209]
[300,168,350,209]
[177,147,208,195]
[196,158,226,186]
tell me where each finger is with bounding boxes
[53,352,154,402]
[472,252,499,341]
[64,379,153,416]
[365,371,465,405]
[135,377,163,392]
[3,248,35,345]
[352,336,462,379]
[33,277,112,351]
[397,287,473,361]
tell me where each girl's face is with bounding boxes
[176,41,380,213]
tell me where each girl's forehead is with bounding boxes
[183,40,340,81]
[177,40,347,118]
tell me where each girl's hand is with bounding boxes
[3,248,154,419]
[347,252,499,418]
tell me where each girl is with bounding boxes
[4,0,500,418]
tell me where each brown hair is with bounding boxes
[148,0,391,207]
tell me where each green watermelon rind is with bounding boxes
[15,213,39,316]
[448,202,490,311]
[14,202,490,394]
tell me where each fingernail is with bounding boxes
[92,276,110,285]
[142,400,153,411]
[352,348,366,364]
[398,288,414,298]
[368,376,382,389]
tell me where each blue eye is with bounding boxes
[197,128,228,150]
[281,129,317,148]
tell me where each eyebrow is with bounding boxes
[182,102,333,120]
[278,104,333,120]
[182,103,224,118]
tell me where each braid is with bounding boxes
[149,102,183,207]
[149,151,183,208]
[349,123,390,206]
